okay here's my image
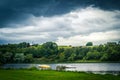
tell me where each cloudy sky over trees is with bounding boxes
[0,0,120,45]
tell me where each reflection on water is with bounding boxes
[2,63,120,75]
[56,63,120,71]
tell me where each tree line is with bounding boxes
[0,41,120,64]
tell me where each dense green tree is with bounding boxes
[3,52,13,63]
[59,53,65,62]
[0,41,120,63]
[18,42,30,48]
[41,42,58,57]
[68,53,76,61]
[108,50,120,61]
[14,53,25,63]
[86,50,101,60]
[97,44,104,52]
[100,53,109,61]
[0,52,4,64]
[86,42,93,46]
[76,47,89,60]
[64,48,73,60]
[24,54,34,63]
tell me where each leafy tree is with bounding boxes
[1,52,14,63]
[86,50,101,60]
[41,42,58,57]
[68,53,76,61]
[64,48,73,60]
[18,42,30,48]
[0,41,120,63]
[24,54,34,63]
[97,44,104,52]
[100,53,109,61]
[59,53,65,62]
[14,53,25,63]
[24,47,40,58]
[86,42,93,46]
[108,50,120,61]
[58,48,64,54]
[0,52,4,64]
[76,47,89,60]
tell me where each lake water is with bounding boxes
[2,63,120,75]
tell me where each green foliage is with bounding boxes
[14,53,25,63]
[3,52,13,63]
[86,50,101,60]
[59,53,65,61]
[100,53,109,61]
[68,53,76,61]
[41,42,58,57]
[0,41,120,63]
[86,42,93,46]
[24,54,34,63]
[18,42,30,48]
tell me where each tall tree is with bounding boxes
[41,42,58,57]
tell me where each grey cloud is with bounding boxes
[0,0,120,28]
[0,6,120,45]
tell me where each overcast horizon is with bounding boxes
[0,0,120,46]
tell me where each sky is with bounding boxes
[0,0,120,46]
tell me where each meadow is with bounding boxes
[0,69,120,80]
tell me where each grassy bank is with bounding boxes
[0,69,120,80]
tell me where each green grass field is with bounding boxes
[58,46,72,49]
[0,70,120,80]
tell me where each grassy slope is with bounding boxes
[58,46,72,49]
[0,70,120,80]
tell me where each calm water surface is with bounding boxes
[2,63,120,75]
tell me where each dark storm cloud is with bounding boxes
[0,0,120,28]
[1,6,120,45]
[0,0,120,45]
